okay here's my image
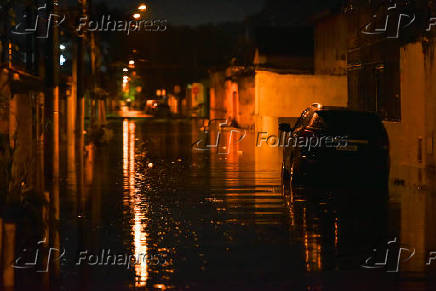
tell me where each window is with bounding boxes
[347,62,401,122]
[374,63,401,122]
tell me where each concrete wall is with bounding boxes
[237,75,255,129]
[0,70,10,137]
[167,94,178,114]
[211,68,348,131]
[254,70,348,120]
[0,70,43,200]
[209,71,228,121]
[0,70,11,196]
[314,14,348,75]
[385,40,436,183]
[423,40,436,170]
[254,70,348,173]
[10,93,35,190]
[209,70,255,128]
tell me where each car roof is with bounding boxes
[311,106,377,115]
[315,106,348,111]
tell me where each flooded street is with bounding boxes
[5,0,436,290]
[58,118,292,290]
[11,118,431,290]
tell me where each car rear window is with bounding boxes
[316,111,385,136]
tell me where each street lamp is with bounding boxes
[133,3,147,19]
[122,76,129,91]
[60,54,66,66]
[128,60,135,69]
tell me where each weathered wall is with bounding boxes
[167,94,178,114]
[254,70,348,172]
[209,71,227,121]
[0,70,11,197]
[385,40,436,183]
[209,70,255,128]
[314,14,348,75]
[423,40,436,170]
[10,93,34,190]
[212,69,348,130]
[254,70,348,119]
[237,75,255,129]
[0,70,10,136]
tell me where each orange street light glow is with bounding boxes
[138,4,147,11]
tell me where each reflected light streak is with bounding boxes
[123,120,148,287]
[303,207,322,272]
[123,119,129,177]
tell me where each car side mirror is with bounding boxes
[279,123,292,132]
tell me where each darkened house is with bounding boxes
[316,0,436,182]
[209,26,320,128]
[1,2,46,207]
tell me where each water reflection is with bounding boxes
[48,119,436,290]
[284,184,391,276]
[303,206,323,272]
[122,119,148,287]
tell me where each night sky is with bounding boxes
[95,0,265,26]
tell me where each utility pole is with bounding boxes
[44,0,60,282]
[89,0,97,128]
[76,0,86,216]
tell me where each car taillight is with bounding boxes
[300,129,314,138]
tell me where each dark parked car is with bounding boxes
[153,103,172,118]
[280,104,390,188]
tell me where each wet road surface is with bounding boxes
[13,118,436,290]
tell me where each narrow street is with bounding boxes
[11,118,434,290]
[3,1,436,290]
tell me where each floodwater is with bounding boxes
[11,119,436,290]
